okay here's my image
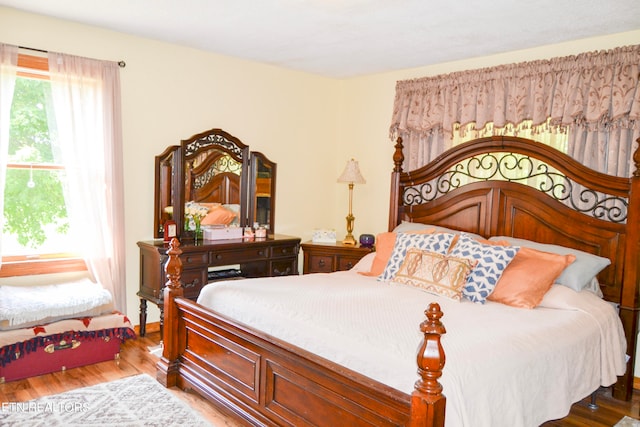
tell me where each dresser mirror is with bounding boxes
[153,145,180,238]
[153,128,277,239]
[250,152,276,232]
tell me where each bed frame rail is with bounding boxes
[157,238,447,427]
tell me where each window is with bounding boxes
[1,54,85,277]
[452,120,568,152]
[447,120,569,188]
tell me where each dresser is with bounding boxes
[137,234,300,336]
[301,241,373,274]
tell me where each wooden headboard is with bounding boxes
[389,135,640,400]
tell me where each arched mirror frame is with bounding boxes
[180,128,250,239]
[154,128,278,240]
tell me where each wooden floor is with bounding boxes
[2,326,639,426]
[0,325,240,427]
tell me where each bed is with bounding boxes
[158,135,640,426]
[0,278,136,382]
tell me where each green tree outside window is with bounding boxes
[3,77,68,250]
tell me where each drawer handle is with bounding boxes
[273,266,291,276]
[318,259,326,267]
[184,279,199,288]
[45,340,81,353]
[346,262,353,268]
[258,250,265,256]
[216,254,223,260]
[186,256,192,263]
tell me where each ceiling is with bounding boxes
[2,0,639,78]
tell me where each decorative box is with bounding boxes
[1,334,122,383]
[312,229,337,243]
[359,234,375,247]
[203,226,243,241]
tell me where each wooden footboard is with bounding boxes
[157,238,446,427]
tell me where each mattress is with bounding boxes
[196,266,627,427]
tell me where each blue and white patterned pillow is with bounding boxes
[379,232,455,282]
[449,234,519,303]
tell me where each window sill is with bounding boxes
[0,258,87,277]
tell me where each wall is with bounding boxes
[1,7,639,371]
[0,7,342,325]
[339,30,640,237]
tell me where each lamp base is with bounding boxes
[343,234,357,245]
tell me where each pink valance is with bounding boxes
[390,45,640,138]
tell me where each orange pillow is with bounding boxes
[358,228,436,277]
[201,205,237,226]
[359,232,397,277]
[487,247,576,309]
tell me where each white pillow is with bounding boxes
[585,277,604,298]
[351,252,376,273]
[488,236,610,293]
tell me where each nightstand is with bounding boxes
[301,241,374,274]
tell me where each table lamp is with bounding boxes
[337,158,366,245]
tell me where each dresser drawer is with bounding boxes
[307,254,334,273]
[270,259,297,276]
[209,246,269,265]
[180,251,209,268]
[337,256,361,271]
[270,244,299,258]
[181,268,208,299]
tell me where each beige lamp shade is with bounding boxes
[337,159,366,184]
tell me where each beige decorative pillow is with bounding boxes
[393,248,476,301]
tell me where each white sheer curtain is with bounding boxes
[0,44,18,269]
[47,52,126,311]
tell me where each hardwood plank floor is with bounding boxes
[0,325,240,427]
[1,326,639,426]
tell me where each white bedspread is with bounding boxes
[0,278,113,329]
[197,269,626,427]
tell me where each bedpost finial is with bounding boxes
[393,136,404,173]
[422,303,446,334]
[169,236,181,250]
[165,237,183,290]
[414,302,446,397]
